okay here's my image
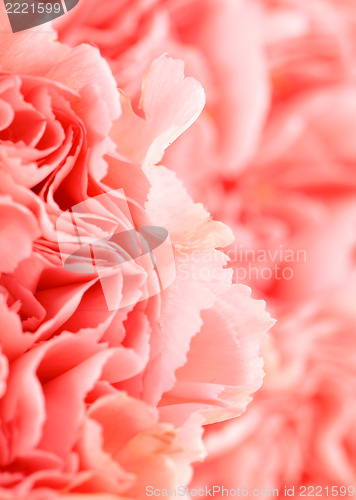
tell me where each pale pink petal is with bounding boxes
[75,393,205,497]
[111,55,205,169]
[0,197,40,273]
[160,285,275,424]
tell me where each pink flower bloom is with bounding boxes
[0,13,274,498]
[192,293,356,494]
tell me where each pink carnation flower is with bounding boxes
[57,0,356,493]
[0,10,274,498]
